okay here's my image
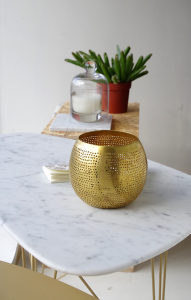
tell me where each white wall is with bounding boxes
[0,0,191,174]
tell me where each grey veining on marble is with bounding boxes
[0,133,191,276]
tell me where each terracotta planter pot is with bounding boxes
[101,82,132,114]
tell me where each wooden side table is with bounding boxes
[41,101,139,139]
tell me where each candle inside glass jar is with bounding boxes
[72,93,102,114]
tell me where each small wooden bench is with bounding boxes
[42,101,139,139]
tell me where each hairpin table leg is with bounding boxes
[56,273,67,280]
[30,255,34,271]
[54,270,57,279]
[34,257,37,272]
[151,251,168,300]
[79,276,99,299]
[21,247,26,268]
[42,263,45,274]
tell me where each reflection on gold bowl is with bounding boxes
[69,130,147,209]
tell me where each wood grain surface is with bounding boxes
[41,101,139,139]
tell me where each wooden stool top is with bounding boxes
[41,101,139,140]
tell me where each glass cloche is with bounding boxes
[70,61,109,123]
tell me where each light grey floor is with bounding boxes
[18,234,191,300]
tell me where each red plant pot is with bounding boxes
[101,82,132,114]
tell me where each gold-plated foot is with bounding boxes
[151,251,168,300]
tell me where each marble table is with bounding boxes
[0,226,19,264]
[1,133,191,297]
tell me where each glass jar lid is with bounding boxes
[72,61,108,84]
[70,61,109,122]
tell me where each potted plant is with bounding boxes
[65,45,152,113]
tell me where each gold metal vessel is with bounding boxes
[69,130,147,209]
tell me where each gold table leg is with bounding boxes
[34,257,37,272]
[79,276,99,299]
[42,263,45,274]
[151,251,168,300]
[31,255,34,271]
[25,246,170,300]
[21,247,26,268]
[54,270,57,279]
[159,254,162,300]
[29,253,35,271]
[151,258,156,300]
[56,273,67,280]
[162,252,168,300]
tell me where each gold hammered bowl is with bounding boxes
[69,130,147,209]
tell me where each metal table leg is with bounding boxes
[151,251,168,300]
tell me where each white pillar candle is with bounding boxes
[72,93,102,114]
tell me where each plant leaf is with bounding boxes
[108,67,115,77]
[120,51,126,82]
[115,55,121,81]
[124,46,131,57]
[130,54,134,71]
[79,51,91,59]
[142,54,152,65]
[72,52,84,63]
[88,51,103,73]
[89,50,98,61]
[133,56,143,71]
[130,71,149,81]
[111,58,116,72]
[104,53,110,67]
[125,55,132,80]
[127,65,146,81]
[83,54,91,62]
[116,45,121,60]
[65,59,85,68]
[97,54,104,65]
[112,75,120,84]
[101,63,112,83]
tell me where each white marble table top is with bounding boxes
[0,226,18,264]
[0,133,191,276]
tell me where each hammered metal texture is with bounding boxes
[69,131,147,209]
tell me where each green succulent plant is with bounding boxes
[65,45,152,84]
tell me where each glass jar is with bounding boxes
[70,61,109,123]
